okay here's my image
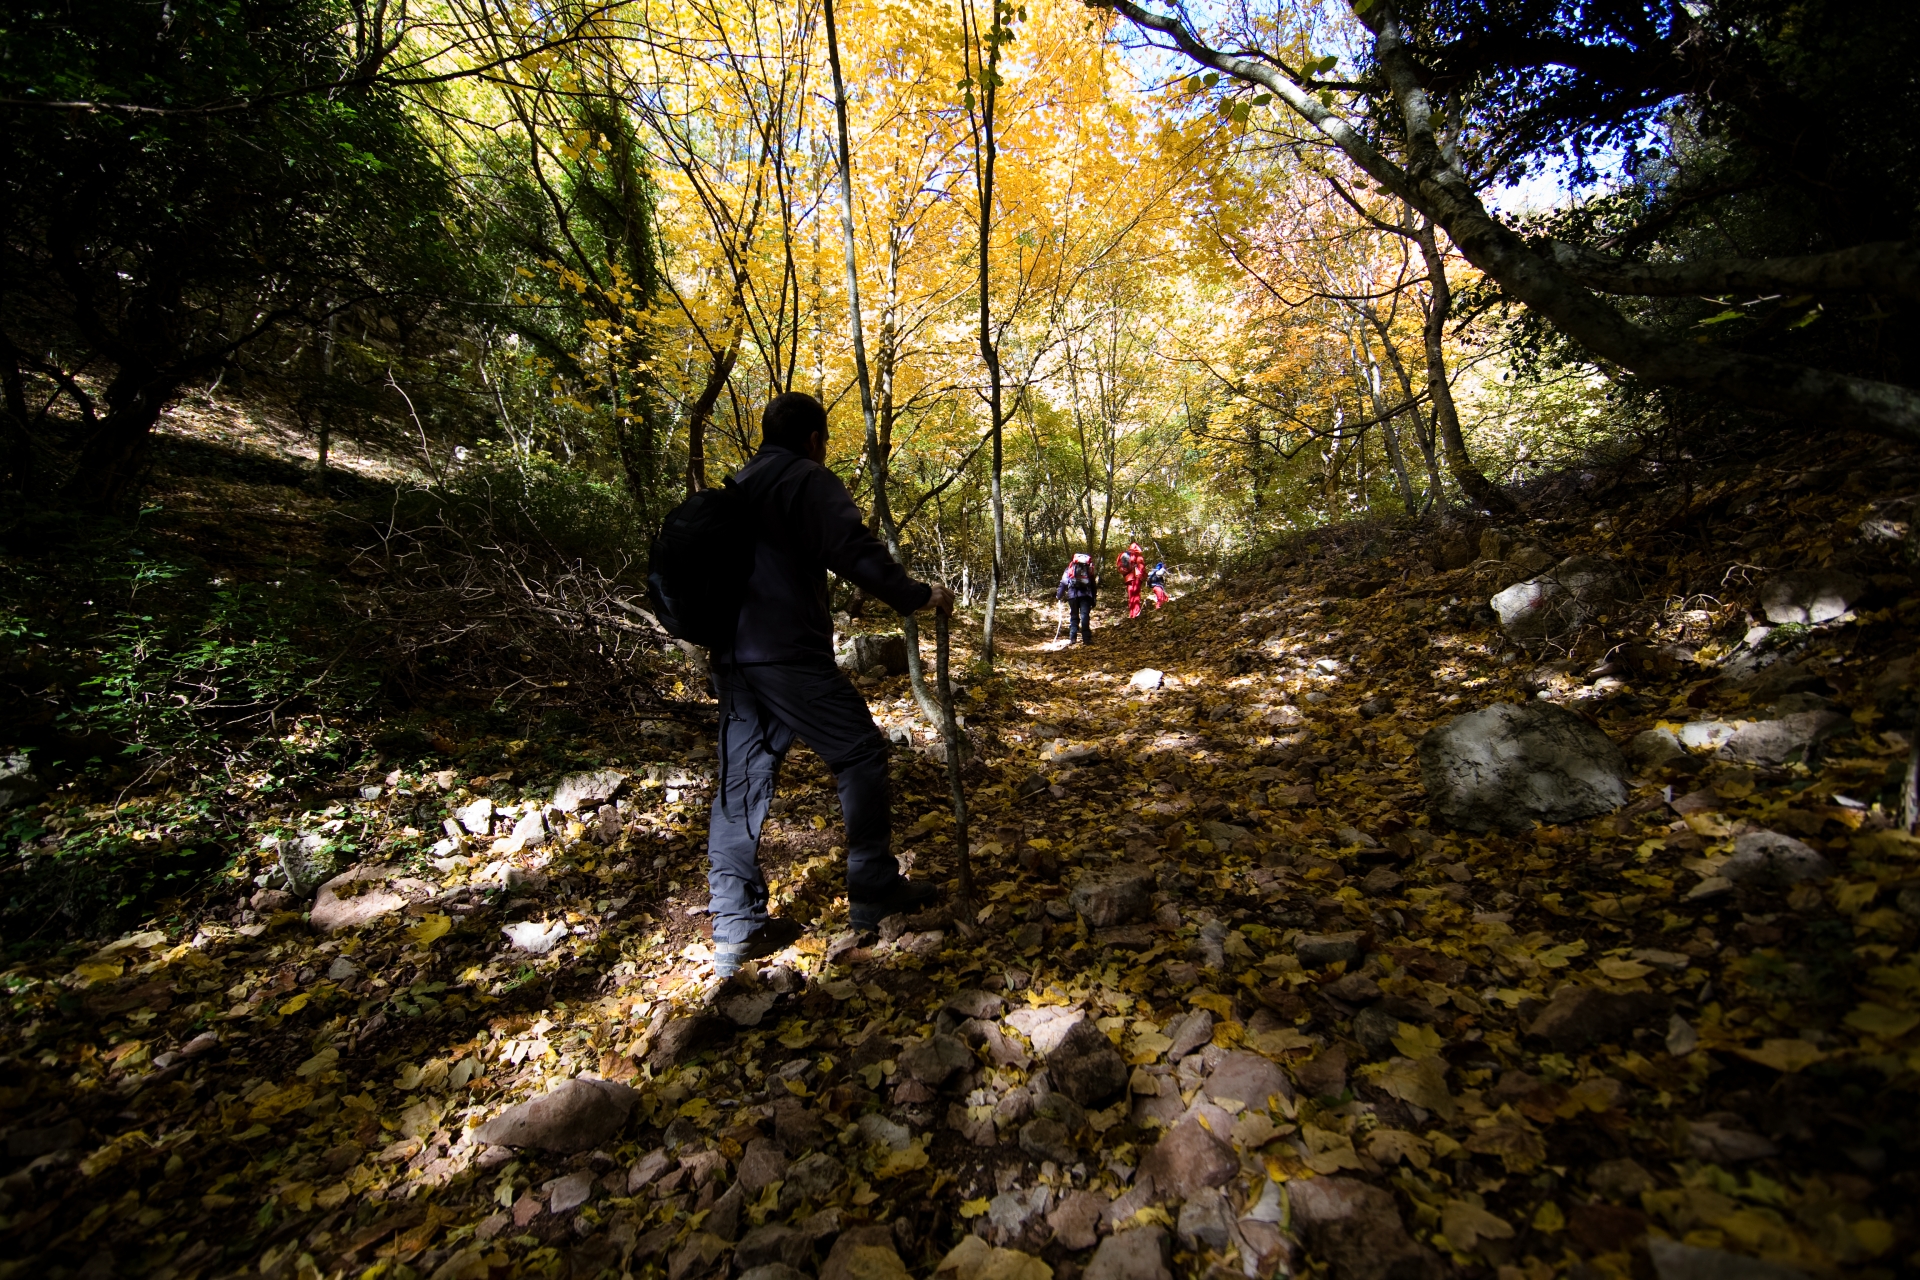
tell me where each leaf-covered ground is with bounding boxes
[4,443,1920,1280]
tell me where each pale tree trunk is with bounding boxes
[824,0,943,730]
[1352,317,1419,512]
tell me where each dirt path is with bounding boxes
[4,493,1918,1279]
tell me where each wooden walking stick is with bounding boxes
[932,611,973,907]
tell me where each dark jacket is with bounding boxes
[728,444,930,664]
[1056,559,1098,603]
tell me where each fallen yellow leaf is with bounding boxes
[959,1197,990,1219]
[408,913,452,947]
[1597,957,1653,981]
[1734,1038,1826,1073]
[1844,1002,1919,1039]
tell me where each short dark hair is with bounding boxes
[762,391,828,453]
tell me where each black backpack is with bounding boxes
[647,457,801,648]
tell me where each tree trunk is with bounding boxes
[687,334,739,495]
[1415,220,1517,514]
[825,0,943,728]
[64,369,176,509]
[973,4,1006,672]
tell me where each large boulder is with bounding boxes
[1675,712,1847,766]
[1723,830,1832,886]
[474,1077,638,1153]
[1418,702,1628,834]
[1760,570,1868,625]
[836,633,909,677]
[1489,555,1622,647]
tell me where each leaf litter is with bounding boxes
[4,447,1920,1279]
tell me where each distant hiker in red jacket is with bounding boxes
[1116,541,1148,618]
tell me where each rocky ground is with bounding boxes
[4,437,1920,1280]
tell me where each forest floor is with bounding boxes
[4,427,1920,1280]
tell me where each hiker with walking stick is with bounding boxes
[1056,552,1097,645]
[659,392,954,977]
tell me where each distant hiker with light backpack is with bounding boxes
[1055,552,1097,645]
[648,391,954,976]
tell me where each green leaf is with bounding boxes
[1202,71,1219,88]
[1697,309,1744,326]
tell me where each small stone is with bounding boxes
[1357,696,1394,719]
[1626,726,1687,770]
[821,1225,909,1280]
[1648,1236,1813,1280]
[1163,1009,1214,1059]
[1138,1116,1236,1198]
[1351,1006,1400,1057]
[1687,1120,1778,1163]
[1582,1159,1658,1205]
[857,1112,913,1149]
[1294,931,1364,968]
[1361,867,1403,896]
[1176,1187,1234,1253]
[1046,1018,1129,1106]
[1723,830,1832,886]
[628,1149,675,1194]
[1128,668,1165,691]
[502,920,569,954]
[1293,1048,1348,1098]
[456,798,495,835]
[943,989,1006,1020]
[721,991,778,1027]
[1084,1225,1172,1280]
[1045,1189,1105,1251]
[1526,985,1667,1052]
[736,1224,810,1272]
[666,1232,730,1280]
[1203,1051,1292,1110]
[473,1077,638,1153]
[1019,1116,1076,1163]
[1005,1004,1083,1055]
[737,1138,789,1195]
[780,1152,846,1208]
[1068,864,1157,927]
[739,1268,806,1280]
[545,1170,595,1215]
[309,865,408,933]
[1323,972,1381,1004]
[647,1014,733,1070]
[1287,1176,1440,1280]
[551,769,627,813]
[900,1033,973,1086]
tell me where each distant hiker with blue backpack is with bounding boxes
[1055,551,1097,644]
[648,391,954,977]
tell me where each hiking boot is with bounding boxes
[849,877,941,934]
[713,916,804,978]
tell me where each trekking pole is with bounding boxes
[1052,601,1063,645]
[932,610,973,908]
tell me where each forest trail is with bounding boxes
[6,447,1920,1280]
